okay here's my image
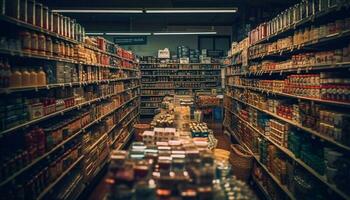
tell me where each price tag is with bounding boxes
[297,68,301,74]
[35,87,39,92]
[60,111,64,116]
[280,70,283,76]
[279,50,283,56]
[269,71,273,76]
[69,83,72,87]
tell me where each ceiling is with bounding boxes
[39,0,299,32]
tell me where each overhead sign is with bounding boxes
[114,36,147,45]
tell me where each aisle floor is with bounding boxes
[86,120,232,200]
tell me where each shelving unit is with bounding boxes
[140,62,222,116]
[0,4,141,199]
[224,1,350,200]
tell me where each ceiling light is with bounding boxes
[146,9,237,13]
[86,32,104,35]
[51,9,144,13]
[153,32,217,35]
[105,32,152,36]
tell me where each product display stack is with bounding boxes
[224,1,350,200]
[105,95,255,200]
[0,1,140,199]
[139,47,222,117]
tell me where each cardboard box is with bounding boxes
[180,57,189,64]
[158,48,170,58]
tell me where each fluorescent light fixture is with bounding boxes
[146,9,237,13]
[153,32,217,35]
[51,9,143,13]
[105,32,152,36]
[86,32,104,35]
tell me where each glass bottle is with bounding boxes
[29,69,38,86]
[10,68,22,88]
[37,67,47,86]
[22,68,31,87]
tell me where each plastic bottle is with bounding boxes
[22,68,31,87]
[37,67,47,86]
[10,68,22,88]
[29,69,38,86]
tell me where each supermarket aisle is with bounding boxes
[86,121,230,200]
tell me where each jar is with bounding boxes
[60,42,65,57]
[38,34,46,55]
[70,44,75,58]
[48,11,53,32]
[43,7,49,30]
[46,36,53,56]
[53,40,60,56]
[59,14,64,36]
[52,12,60,34]
[20,31,31,52]
[35,3,43,28]
[65,43,69,57]
[31,32,38,54]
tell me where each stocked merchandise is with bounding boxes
[224,1,350,200]
[107,144,256,200]
[2,0,350,199]
[140,55,222,116]
[0,1,140,200]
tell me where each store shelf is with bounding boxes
[139,62,220,65]
[224,103,350,200]
[88,134,108,153]
[111,113,139,146]
[37,155,84,200]
[83,44,136,63]
[226,62,350,77]
[250,4,346,46]
[141,68,221,71]
[140,106,158,109]
[251,176,272,200]
[0,86,140,136]
[0,48,139,71]
[223,63,243,68]
[227,84,350,107]
[119,129,135,150]
[250,29,350,61]
[141,75,219,78]
[0,15,78,44]
[225,95,350,151]
[253,155,296,200]
[0,77,139,94]
[224,122,295,200]
[0,129,82,187]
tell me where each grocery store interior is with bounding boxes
[1,0,350,200]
